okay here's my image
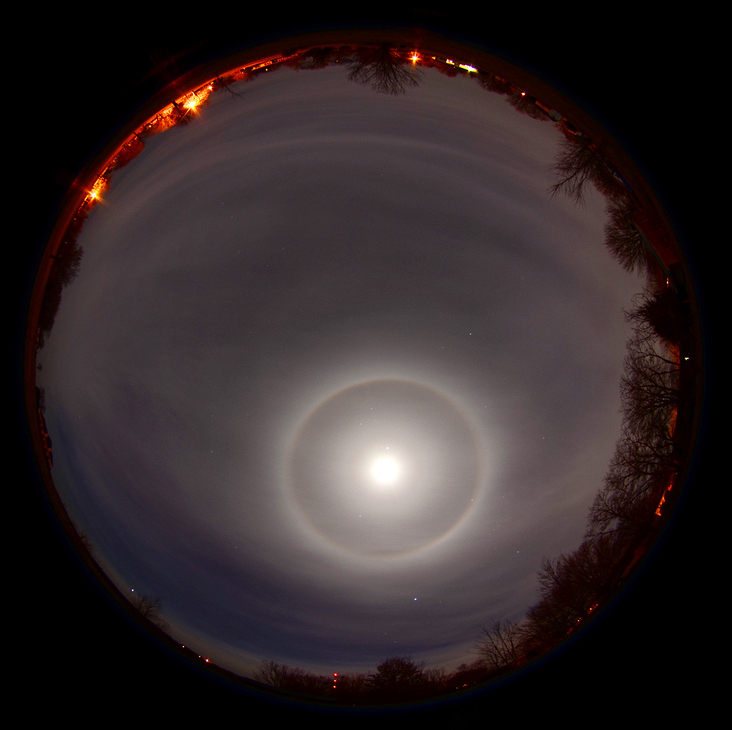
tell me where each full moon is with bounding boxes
[287,379,483,556]
[370,454,401,485]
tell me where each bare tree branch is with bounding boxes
[475,618,525,670]
[347,44,422,95]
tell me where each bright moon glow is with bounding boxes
[288,379,482,556]
[31,37,669,684]
[370,455,400,484]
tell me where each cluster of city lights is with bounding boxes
[84,176,108,205]
[78,49,487,210]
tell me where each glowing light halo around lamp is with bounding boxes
[285,378,485,558]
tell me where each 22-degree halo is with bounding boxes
[286,379,483,557]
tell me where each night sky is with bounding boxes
[17,12,715,723]
[38,60,643,676]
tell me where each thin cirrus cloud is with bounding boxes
[39,62,644,675]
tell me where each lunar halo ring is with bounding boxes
[285,378,487,559]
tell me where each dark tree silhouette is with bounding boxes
[619,320,680,443]
[625,287,686,345]
[332,671,370,701]
[521,596,574,648]
[586,445,669,545]
[254,660,330,696]
[36,276,63,348]
[368,656,429,698]
[604,196,653,274]
[549,135,625,204]
[254,659,292,688]
[520,541,608,648]
[347,44,422,95]
[586,306,680,546]
[51,244,84,287]
[476,73,513,95]
[108,136,145,172]
[587,406,677,544]
[298,46,340,69]
[451,660,490,689]
[507,92,548,120]
[541,537,621,610]
[131,594,168,630]
[475,618,525,670]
